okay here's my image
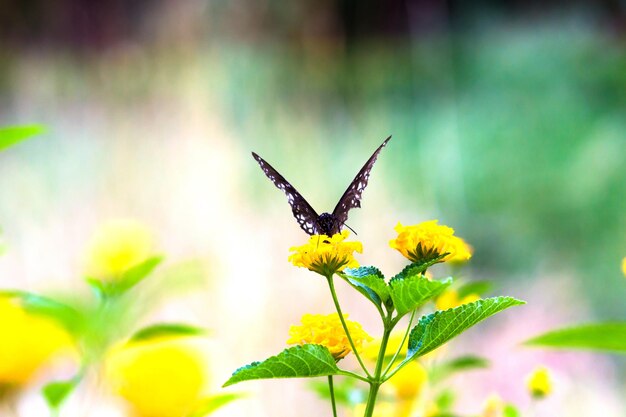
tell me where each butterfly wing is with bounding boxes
[252,152,320,235]
[331,136,391,230]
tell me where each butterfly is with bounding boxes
[252,136,391,236]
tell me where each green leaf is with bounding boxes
[223,344,340,387]
[525,322,626,354]
[86,256,163,298]
[0,290,82,334]
[389,275,452,317]
[0,125,45,151]
[456,280,494,298]
[406,297,524,360]
[504,404,522,417]
[130,323,206,342]
[42,378,79,410]
[340,266,389,307]
[429,355,490,383]
[189,393,245,416]
[392,255,447,281]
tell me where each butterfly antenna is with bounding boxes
[343,223,358,236]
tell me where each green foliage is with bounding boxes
[0,290,83,334]
[429,355,490,384]
[340,266,389,308]
[525,322,626,353]
[190,393,246,417]
[42,378,80,411]
[0,125,45,151]
[86,256,163,298]
[406,297,524,360]
[223,344,340,387]
[391,256,446,281]
[389,275,451,317]
[130,323,206,342]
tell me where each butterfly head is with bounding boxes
[317,212,339,236]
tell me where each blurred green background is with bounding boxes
[1,1,625,416]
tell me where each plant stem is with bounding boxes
[328,376,338,417]
[382,309,416,378]
[363,325,392,417]
[326,276,372,378]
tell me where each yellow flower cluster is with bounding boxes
[105,335,209,417]
[526,366,552,399]
[86,219,153,280]
[0,296,76,387]
[288,231,362,276]
[287,313,372,360]
[389,220,471,264]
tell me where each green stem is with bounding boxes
[326,276,372,378]
[363,325,392,417]
[328,376,338,417]
[382,309,416,378]
[337,370,370,383]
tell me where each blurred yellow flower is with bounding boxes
[288,231,362,276]
[86,219,153,280]
[526,366,552,399]
[389,221,471,264]
[363,332,408,361]
[388,360,428,400]
[482,393,504,417]
[287,313,372,360]
[435,289,480,311]
[105,335,208,417]
[0,296,76,388]
[622,257,626,277]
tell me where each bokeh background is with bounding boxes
[1,0,625,416]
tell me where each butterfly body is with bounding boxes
[316,212,339,236]
[252,136,391,235]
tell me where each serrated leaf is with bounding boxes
[0,125,45,151]
[429,355,490,383]
[189,393,244,416]
[389,275,452,317]
[391,255,447,282]
[340,266,389,307]
[86,256,163,298]
[525,322,626,354]
[130,323,206,342]
[406,297,524,360]
[456,280,493,298]
[223,344,340,387]
[42,378,79,410]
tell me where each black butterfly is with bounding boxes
[252,136,391,236]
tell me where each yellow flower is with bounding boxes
[287,313,372,360]
[389,220,471,264]
[388,360,428,400]
[481,393,504,417]
[86,219,153,280]
[526,366,552,399]
[435,289,480,311]
[0,296,77,388]
[363,332,408,361]
[105,335,208,417]
[622,257,626,277]
[288,231,362,276]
